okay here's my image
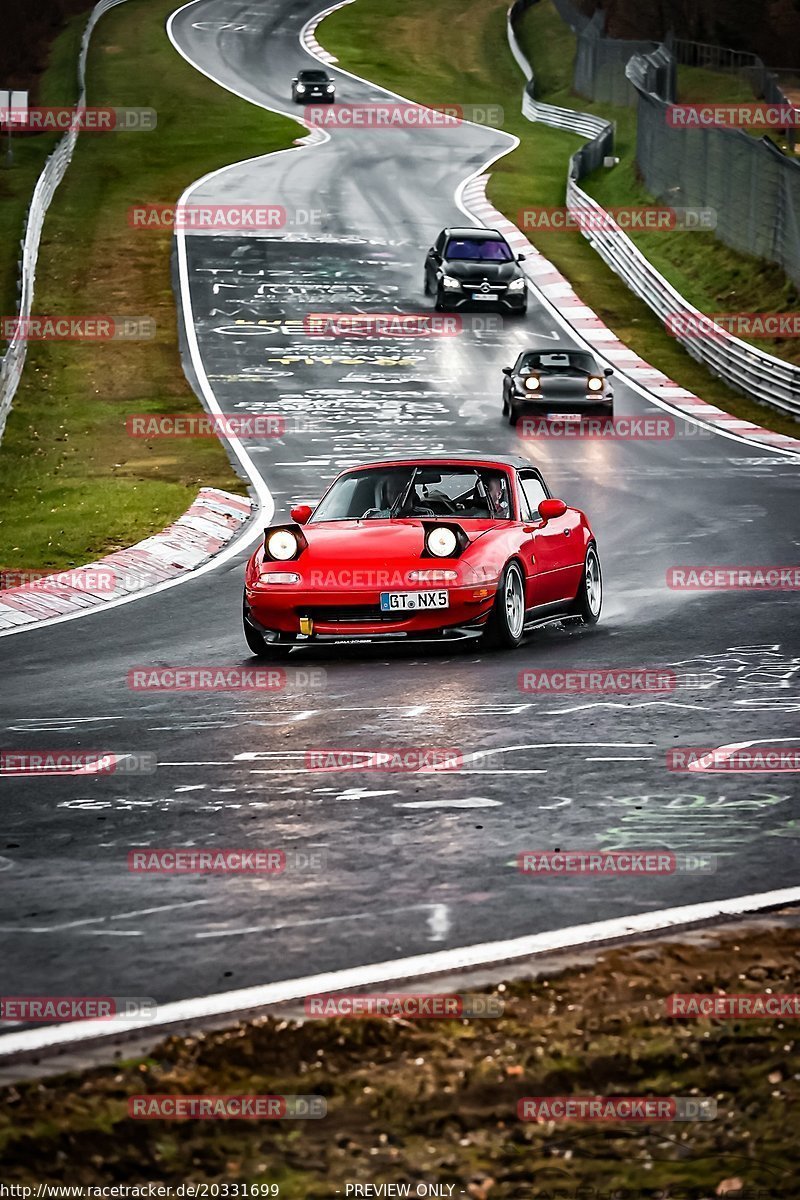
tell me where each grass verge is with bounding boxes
[0,9,89,319]
[0,0,298,573]
[320,0,800,438]
[515,1,800,368]
[1,922,798,1194]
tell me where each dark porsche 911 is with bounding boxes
[502,348,613,424]
[424,227,527,314]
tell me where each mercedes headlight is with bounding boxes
[525,376,541,391]
[508,277,526,291]
[587,376,604,392]
[441,275,462,290]
[267,530,299,560]
[426,527,458,558]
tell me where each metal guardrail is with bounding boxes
[668,35,796,149]
[507,4,800,420]
[522,89,608,138]
[0,0,131,444]
[629,47,800,290]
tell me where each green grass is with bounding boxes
[320,0,800,438]
[516,2,800,367]
[676,66,793,150]
[0,0,299,573]
[677,65,756,103]
[0,11,88,318]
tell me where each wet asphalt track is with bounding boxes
[0,0,799,1017]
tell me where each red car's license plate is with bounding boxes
[380,590,449,612]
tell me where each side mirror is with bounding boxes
[517,253,526,262]
[290,504,313,524]
[502,366,512,376]
[603,367,614,376]
[538,498,568,521]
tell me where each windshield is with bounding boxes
[298,71,330,82]
[312,465,514,521]
[444,237,513,263]
[519,351,598,376]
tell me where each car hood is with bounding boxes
[517,374,594,395]
[256,520,505,576]
[301,519,498,560]
[442,259,519,282]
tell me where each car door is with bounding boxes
[517,470,581,605]
[425,231,445,291]
[503,352,525,404]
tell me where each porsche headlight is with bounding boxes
[426,527,458,558]
[508,277,526,291]
[442,275,462,290]
[587,376,604,392]
[525,375,541,391]
[267,530,299,560]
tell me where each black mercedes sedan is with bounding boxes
[292,69,336,103]
[502,348,614,424]
[424,227,527,314]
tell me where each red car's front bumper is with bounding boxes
[245,583,498,644]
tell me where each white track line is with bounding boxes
[686,735,800,772]
[454,172,800,459]
[1,885,798,1059]
[0,0,326,640]
[4,0,795,643]
[300,1,799,459]
[2,2,795,1063]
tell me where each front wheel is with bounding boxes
[569,543,602,624]
[243,601,292,658]
[482,560,526,649]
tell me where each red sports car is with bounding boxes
[243,454,601,656]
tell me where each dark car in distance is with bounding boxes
[502,348,614,424]
[424,227,527,314]
[292,69,336,103]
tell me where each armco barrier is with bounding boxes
[629,49,800,290]
[507,2,800,420]
[0,0,131,444]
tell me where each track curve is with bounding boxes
[0,0,798,1023]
